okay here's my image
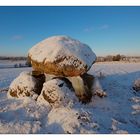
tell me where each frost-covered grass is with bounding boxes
[0,62,140,134]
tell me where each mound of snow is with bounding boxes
[28,35,96,76]
[37,78,77,107]
[0,120,41,134]
[47,107,79,134]
[7,71,45,99]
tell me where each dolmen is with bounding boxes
[8,35,97,105]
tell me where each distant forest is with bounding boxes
[96,55,140,62]
[0,56,31,67]
[0,56,27,61]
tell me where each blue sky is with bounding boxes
[0,6,140,56]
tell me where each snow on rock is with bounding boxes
[77,109,99,133]
[131,97,140,103]
[28,35,96,77]
[133,78,140,92]
[132,104,140,111]
[7,71,45,99]
[37,78,77,107]
[37,92,51,106]
[47,107,80,134]
[92,77,107,97]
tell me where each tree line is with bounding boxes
[96,54,140,62]
[0,56,27,61]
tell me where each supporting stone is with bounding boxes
[8,71,45,100]
[67,73,94,103]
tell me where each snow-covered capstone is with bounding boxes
[28,35,96,77]
[37,78,77,107]
[7,71,45,99]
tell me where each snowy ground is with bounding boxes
[0,62,140,134]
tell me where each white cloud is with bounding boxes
[84,24,109,32]
[99,24,109,30]
[83,27,94,32]
[11,35,23,40]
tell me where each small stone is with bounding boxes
[133,78,140,92]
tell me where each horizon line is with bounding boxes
[0,55,140,58]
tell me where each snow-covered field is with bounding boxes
[0,62,140,134]
[0,60,26,69]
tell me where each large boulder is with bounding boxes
[28,35,96,77]
[7,71,45,99]
[37,78,77,107]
